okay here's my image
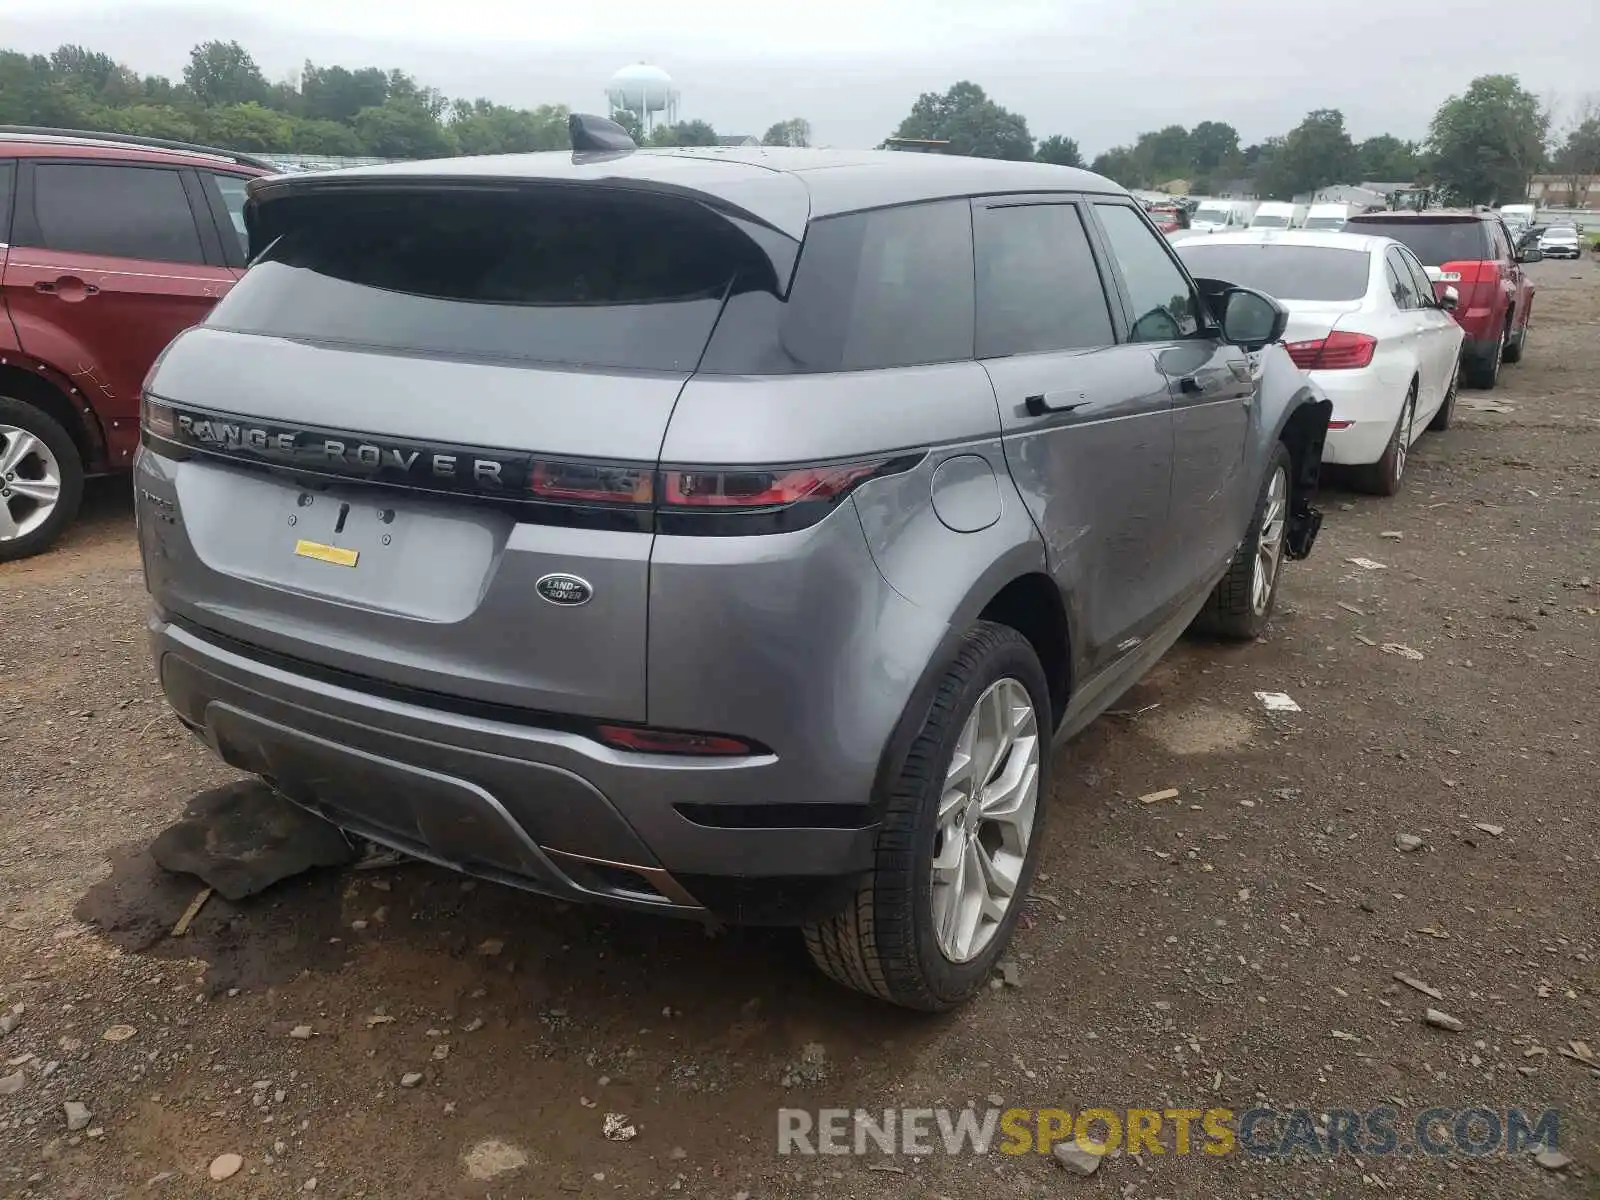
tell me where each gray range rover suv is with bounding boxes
[136,117,1330,1010]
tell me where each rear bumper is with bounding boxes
[151,617,876,924]
[1310,370,1403,466]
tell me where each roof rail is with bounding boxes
[0,125,279,172]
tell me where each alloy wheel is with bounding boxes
[0,425,62,543]
[930,678,1040,963]
[1251,466,1288,616]
[1393,394,1415,484]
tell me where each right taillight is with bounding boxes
[1284,330,1377,371]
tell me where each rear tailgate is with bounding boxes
[138,180,801,722]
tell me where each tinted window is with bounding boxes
[212,188,783,372]
[1302,217,1347,231]
[1176,243,1371,302]
[1094,203,1201,341]
[975,203,1113,357]
[1398,248,1436,307]
[31,164,203,263]
[210,173,250,254]
[1346,218,1489,266]
[0,161,13,244]
[1251,215,1290,228]
[700,200,973,374]
[1385,248,1422,309]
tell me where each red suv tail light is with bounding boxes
[1284,330,1376,371]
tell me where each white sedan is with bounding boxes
[1176,230,1464,496]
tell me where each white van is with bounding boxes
[1190,199,1256,232]
[1249,202,1308,230]
[1500,203,1535,233]
[1302,202,1355,231]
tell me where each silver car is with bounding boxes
[135,116,1331,1010]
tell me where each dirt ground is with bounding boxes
[2,262,1596,1200]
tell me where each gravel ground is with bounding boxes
[2,261,1596,1200]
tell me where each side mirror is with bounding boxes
[1518,247,1543,263]
[1439,285,1460,312]
[1221,286,1287,351]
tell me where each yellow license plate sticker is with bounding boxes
[294,539,359,568]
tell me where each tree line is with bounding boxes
[0,41,814,158]
[2,41,1594,206]
[890,79,1598,206]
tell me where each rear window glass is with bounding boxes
[699,200,974,374]
[1251,215,1290,228]
[1177,243,1371,302]
[1346,218,1489,265]
[210,189,785,372]
[1302,217,1346,230]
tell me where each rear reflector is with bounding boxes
[596,725,757,756]
[1327,420,1354,430]
[1284,330,1377,371]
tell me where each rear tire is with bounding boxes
[803,622,1050,1011]
[1502,317,1526,364]
[1464,322,1506,388]
[1355,385,1415,498]
[1427,363,1458,431]
[0,397,84,563]
[1202,441,1292,641]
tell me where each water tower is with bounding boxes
[605,63,678,136]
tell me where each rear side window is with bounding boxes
[213,188,784,372]
[975,203,1113,356]
[1347,218,1489,266]
[1093,202,1202,342]
[700,200,974,374]
[209,173,250,254]
[0,161,13,244]
[1385,248,1421,309]
[1176,243,1371,302]
[30,163,204,264]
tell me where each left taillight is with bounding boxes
[141,396,177,438]
[1284,330,1376,371]
[656,455,921,535]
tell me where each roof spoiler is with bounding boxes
[569,113,637,155]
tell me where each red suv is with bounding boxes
[0,128,272,560]
[1345,208,1539,390]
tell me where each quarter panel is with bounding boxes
[646,502,948,809]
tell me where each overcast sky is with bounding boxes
[6,0,1596,153]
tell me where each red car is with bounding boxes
[1345,208,1539,389]
[0,127,272,560]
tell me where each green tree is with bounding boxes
[650,119,719,147]
[106,104,199,142]
[1134,124,1191,182]
[1188,120,1241,176]
[761,118,812,147]
[354,97,458,158]
[1428,75,1547,204]
[198,102,293,152]
[888,81,1033,161]
[183,40,268,108]
[289,117,366,156]
[1356,134,1420,182]
[1258,109,1357,199]
[1035,134,1083,167]
[451,99,569,154]
[608,109,644,142]
[1090,146,1143,187]
[301,62,391,124]
[1551,98,1600,209]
